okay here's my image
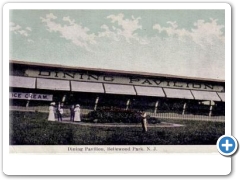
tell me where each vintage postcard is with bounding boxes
[3,2,232,175]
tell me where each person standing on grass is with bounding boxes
[140,110,148,132]
[57,105,63,121]
[74,104,81,122]
[48,102,55,121]
[70,105,75,121]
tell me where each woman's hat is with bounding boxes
[76,104,80,107]
[50,102,55,105]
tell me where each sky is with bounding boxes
[9,10,225,80]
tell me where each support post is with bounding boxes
[182,102,187,115]
[126,99,130,110]
[26,93,32,108]
[94,97,99,111]
[154,101,159,114]
[209,101,214,117]
[26,100,30,108]
[62,95,66,103]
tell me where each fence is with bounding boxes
[147,112,224,122]
[9,106,93,115]
[10,106,225,122]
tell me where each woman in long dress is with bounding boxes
[141,111,147,132]
[74,104,81,122]
[48,102,55,121]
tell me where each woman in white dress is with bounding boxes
[140,111,147,132]
[48,102,55,121]
[74,104,81,122]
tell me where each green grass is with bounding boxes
[10,111,225,145]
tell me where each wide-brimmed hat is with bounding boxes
[50,102,55,105]
[76,104,80,107]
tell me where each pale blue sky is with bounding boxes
[10,10,225,80]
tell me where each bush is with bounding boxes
[88,108,141,123]
[147,116,161,124]
[87,108,160,124]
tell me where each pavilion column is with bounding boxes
[94,97,99,111]
[209,101,213,117]
[182,102,187,115]
[23,100,30,119]
[126,99,131,110]
[62,95,66,103]
[154,101,159,114]
[26,100,30,108]
[26,93,32,108]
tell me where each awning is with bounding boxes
[191,90,221,101]
[163,88,194,99]
[104,83,136,95]
[217,92,225,102]
[135,86,165,97]
[10,76,36,89]
[71,81,104,93]
[37,78,70,91]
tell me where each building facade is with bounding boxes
[9,60,225,120]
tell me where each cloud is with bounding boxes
[46,13,57,20]
[40,13,148,50]
[27,39,34,43]
[26,27,32,31]
[191,18,224,47]
[10,22,21,32]
[98,13,148,44]
[40,13,61,32]
[18,30,28,36]
[107,14,142,41]
[40,13,96,50]
[87,17,225,79]
[36,13,225,79]
[98,24,120,41]
[153,18,224,48]
[10,21,31,38]
[153,21,190,38]
[63,16,75,25]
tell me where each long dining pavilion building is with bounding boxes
[9,60,225,121]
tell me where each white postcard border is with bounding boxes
[3,2,231,175]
